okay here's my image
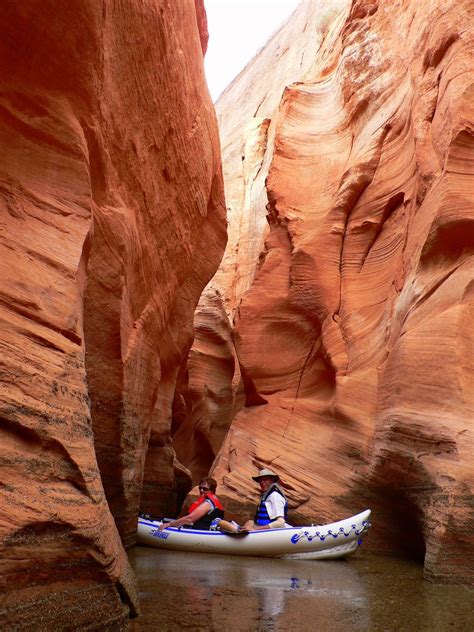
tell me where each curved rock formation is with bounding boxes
[206,0,473,584]
[172,287,245,488]
[0,0,225,627]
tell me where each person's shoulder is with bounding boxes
[204,493,217,507]
[268,488,286,502]
[269,486,284,496]
[267,489,283,501]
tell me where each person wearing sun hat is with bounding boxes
[243,468,289,531]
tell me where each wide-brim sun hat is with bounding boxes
[252,468,280,482]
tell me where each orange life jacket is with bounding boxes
[187,492,224,529]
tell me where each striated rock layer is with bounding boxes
[172,287,245,489]
[205,0,473,584]
[0,0,225,627]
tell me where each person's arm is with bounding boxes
[251,519,284,530]
[158,500,212,531]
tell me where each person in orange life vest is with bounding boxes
[157,477,242,533]
[243,469,289,531]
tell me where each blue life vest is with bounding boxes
[255,484,288,526]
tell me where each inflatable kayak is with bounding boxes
[137,509,371,559]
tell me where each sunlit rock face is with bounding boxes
[209,0,473,584]
[0,0,225,627]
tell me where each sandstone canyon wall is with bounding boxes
[185,0,473,584]
[0,0,225,628]
[172,288,245,491]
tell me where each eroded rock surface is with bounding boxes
[171,287,245,487]
[0,0,225,626]
[206,0,473,584]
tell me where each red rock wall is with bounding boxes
[206,0,473,584]
[0,0,225,627]
[172,287,245,488]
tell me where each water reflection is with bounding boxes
[130,548,374,631]
[130,548,474,631]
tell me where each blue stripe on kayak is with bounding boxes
[138,520,330,535]
[139,521,222,534]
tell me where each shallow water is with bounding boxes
[129,547,474,631]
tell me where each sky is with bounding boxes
[204,0,301,101]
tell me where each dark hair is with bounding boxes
[200,476,217,493]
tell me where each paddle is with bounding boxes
[221,528,250,537]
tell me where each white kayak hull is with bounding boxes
[137,509,371,559]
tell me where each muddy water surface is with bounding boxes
[129,547,474,631]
